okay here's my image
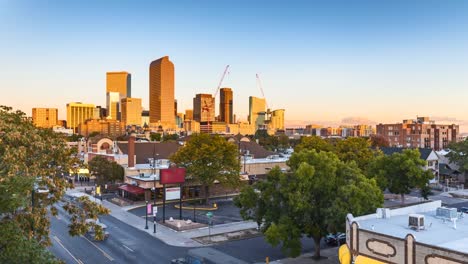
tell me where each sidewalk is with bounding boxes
[67,188,258,248]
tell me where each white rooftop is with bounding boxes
[355,201,468,254]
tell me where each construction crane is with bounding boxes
[213,65,230,99]
[256,73,269,109]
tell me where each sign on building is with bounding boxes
[165,187,181,201]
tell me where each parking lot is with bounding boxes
[128,198,244,226]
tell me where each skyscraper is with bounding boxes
[219,88,233,124]
[149,56,175,126]
[32,108,58,128]
[106,92,120,120]
[66,102,95,133]
[248,96,266,130]
[193,94,215,122]
[106,72,131,120]
[106,72,131,97]
[121,98,142,126]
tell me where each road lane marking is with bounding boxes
[122,244,134,252]
[81,235,114,261]
[53,235,82,264]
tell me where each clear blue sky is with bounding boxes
[1,0,468,129]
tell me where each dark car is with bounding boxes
[460,207,468,214]
[325,233,346,246]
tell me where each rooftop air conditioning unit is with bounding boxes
[436,207,457,220]
[408,214,425,231]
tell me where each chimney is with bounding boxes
[128,134,136,168]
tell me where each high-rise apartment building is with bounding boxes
[121,98,142,126]
[66,102,95,133]
[376,117,459,150]
[193,94,215,122]
[248,96,266,130]
[32,108,58,128]
[149,56,175,126]
[219,88,233,124]
[106,72,131,97]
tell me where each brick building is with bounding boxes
[376,117,459,150]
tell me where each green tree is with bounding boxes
[163,133,179,142]
[88,156,124,185]
[335,137,379,171]
[369,149,433,203]
[236,150,383,259]
[0,106,109,263]
[63,196,110,241]
[369,134,390,148]
[150,132,161,141]
[170,133,240,204]
[294,135,333,153]
[447,139,468,173]
[66,133,83,142]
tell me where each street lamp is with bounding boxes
[145,200,149,229]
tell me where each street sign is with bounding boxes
[147,203,153,215]
[206,212,213,218]
[165,187,181,201]
[153,206,158,216]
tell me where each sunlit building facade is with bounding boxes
[149,56,175,127]
[219,88,233,124]
[121,98,142,126]
[193,94,215,123]
[32,108,58,128]
[66,102,95,133]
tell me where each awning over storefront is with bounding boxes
[118,184,145,195]
[355,255,386,264]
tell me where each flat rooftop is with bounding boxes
[356,202,468,254]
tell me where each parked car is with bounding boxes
[85,218,110,241]
[460,207,468,214]
[325,232,346,246]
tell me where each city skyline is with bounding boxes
[2,1,468,130]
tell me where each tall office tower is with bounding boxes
[248,96,266,130]
[193,94,215,122]
[149,56,175,126]
[106,72,131,97]
[106,92,120,120]
[121,98,142,126]
[185,109,193,120]
[66,102,95,133]
[269,109,285,130]
[174,100,178,117]
[106,72,131,120]
[32,108,58,128]
[219,88,233,124]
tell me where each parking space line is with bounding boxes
[53,235,82,264]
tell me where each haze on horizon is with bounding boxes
[1,0,468,130]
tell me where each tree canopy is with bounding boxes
[0,106,109,263]
[235,149,383,258]
[447,139,468,173]
[88,155,124,185]
[368,149,433,203]
[294,136,334,153]
[170,133,240,204]
[335,137,379,171]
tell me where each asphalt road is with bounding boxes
[128,198,243,225]
[49,200,328,263]
[48,204,188,264]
